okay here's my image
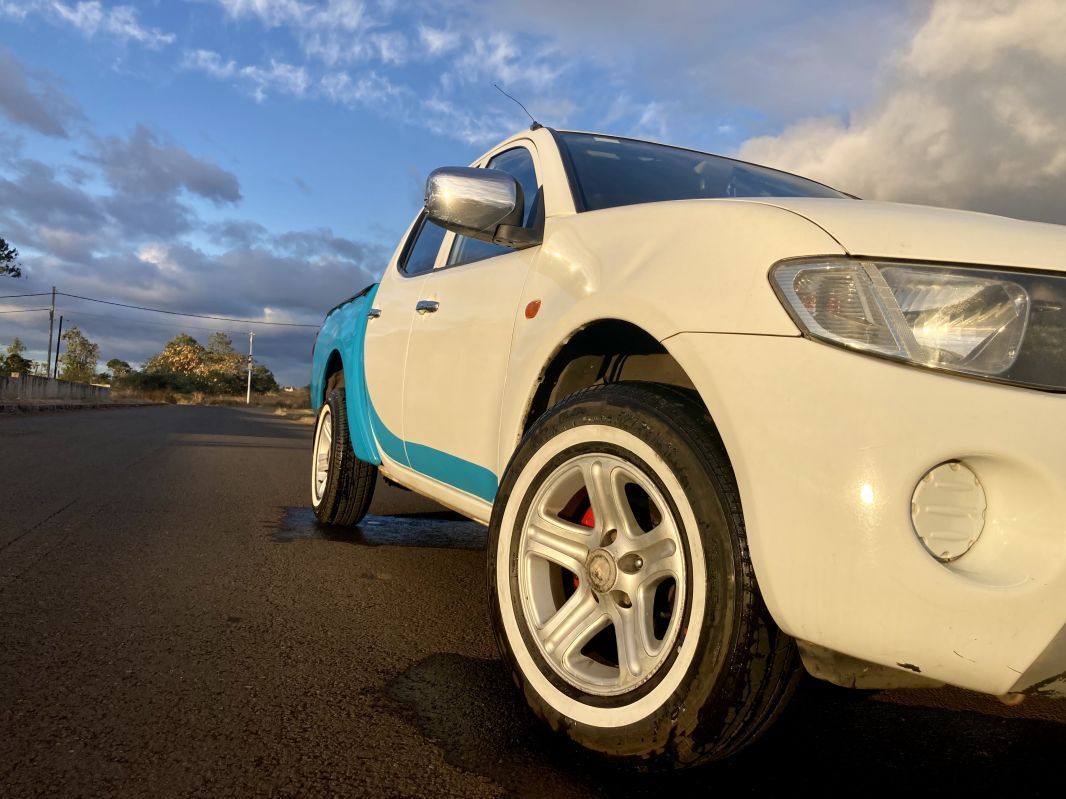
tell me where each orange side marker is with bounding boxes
[525,299,542,319]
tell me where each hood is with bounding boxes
[739,198,1066,274]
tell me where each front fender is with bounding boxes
[310,283,381,464]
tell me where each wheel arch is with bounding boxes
[321,350,344,405]
[514,318,772,594]
[520,318,715,439]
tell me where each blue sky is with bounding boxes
[1,1,1062,385]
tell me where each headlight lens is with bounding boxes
[772,258,1066,391]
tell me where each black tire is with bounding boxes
[310,387,377,526]
[487,382,799,768]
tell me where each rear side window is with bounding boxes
[447,146,540,267]
[400,215,447,276]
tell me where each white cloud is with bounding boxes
[213,0,310,26]
[320,70,407,106]
[182,49,236,80]
[633,101,672,143]
[418,25,459,57]
[214,0,377,65]
[0,2,31,18]
[371,31,407,65]
[181,50,310,102]
[241,60,311,101]
[737,0,1066,225]
[420,96,518,146]
[1,1,175,47]
[215,0,370,31]
[450,32,561,92]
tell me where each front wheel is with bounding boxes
[487,382,798,768]
[311,387,376,526]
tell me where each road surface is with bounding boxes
[1,406,1062,797]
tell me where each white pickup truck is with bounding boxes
[309,126,1066,768]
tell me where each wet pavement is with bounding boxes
[272,507,487,550]
[1,405,1062,797]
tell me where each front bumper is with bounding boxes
[666,332,1066,696]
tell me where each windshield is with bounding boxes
[556,132,849,212]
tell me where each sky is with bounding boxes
[0,0,1063,385]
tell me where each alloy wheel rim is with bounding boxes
[517,452,686,696]
[313,407,332,503]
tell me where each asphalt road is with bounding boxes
[1,406,1063,797]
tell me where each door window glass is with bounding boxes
[400,215,447,276]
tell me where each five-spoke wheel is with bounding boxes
[519,453,685,695]
[488,382,799,767]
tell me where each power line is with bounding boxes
[0,292,51,300]
[0,308,50,314]
[59,307,312,336]
[56,292,320,328]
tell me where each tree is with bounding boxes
[106,358,132,379]
[139,331,278,396]
[0,237,20,278]
[3,338,32,375]
[145,333,208,376]
[250,363,279,393]
[203,331,245,392]
[207,332,236,358]
[58,327,100,383]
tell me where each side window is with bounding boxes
[447,146,541,267]
[400,214,447,276]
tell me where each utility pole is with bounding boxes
[246,330,254,405]
[46,286,55,375]
[53,315,63,379]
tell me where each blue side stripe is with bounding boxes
[367,395,406,464]
[367,399,498,503]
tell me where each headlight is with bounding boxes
[771,257,1066,391]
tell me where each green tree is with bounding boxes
[0,237,20,278]
[106,358,132,379]
[250,363,279,393]
[58,326,100,383]
[3,338,32,375]
[203,331,245,392]
[207,332,236,358]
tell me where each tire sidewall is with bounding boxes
[488,390,742,758]
[312,389,347,515]
[311,401,332,510]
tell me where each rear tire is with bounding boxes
[311,387,376,526]
[487,382,798,768]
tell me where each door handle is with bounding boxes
[415,300,440,314]
[367,308,381,319]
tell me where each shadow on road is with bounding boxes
[390,654,1065,796]
[272,506,488,550]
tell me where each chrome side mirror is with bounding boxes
[424,167,525,245]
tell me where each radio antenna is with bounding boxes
[494,83,542,130]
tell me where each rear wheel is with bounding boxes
[311,387,376,526]
[487,382,798,767]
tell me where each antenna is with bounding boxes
[494,83,542,130]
